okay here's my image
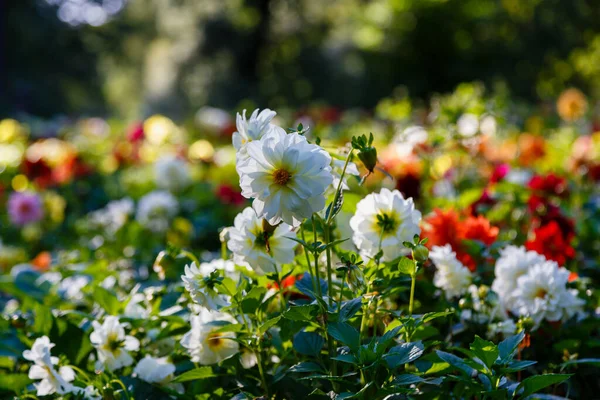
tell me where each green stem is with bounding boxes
[326,149,354,226]
[311,216,323,298]
[109,379,131,399]
[301,224,319,295]
[256,346,270,398]
[180,249,201,266]
[272,263,286,311]
[324,225,334,307]
[337,271,346,314]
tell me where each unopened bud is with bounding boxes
[358,147,378,173]
[413,244,429,263]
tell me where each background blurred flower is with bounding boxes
[136,190,179,233]
[430,244,472,300]
[557,88,588,122]
[7,192,44,226]
[181,308,239,365]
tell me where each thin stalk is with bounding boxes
[272,263,286,311]
[337,270,346,314]
[326,149,354,225]
[300,224,319,295]
[256,347,270,398]
[311,216,323,298]
[324,225,334,306]
[180,249,200,266]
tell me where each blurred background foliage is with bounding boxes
[4,0,600,119]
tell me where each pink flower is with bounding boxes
[7,192,44,226]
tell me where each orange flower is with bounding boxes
[517,134,546,167]
[460,215,499,246]
[557,88,588,122]
[421,208,463,251]
[31,251,51,271]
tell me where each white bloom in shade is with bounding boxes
[330,158,360,194]
[240,349,258,369]
[180,307,239,365]
[89,198,134,235]
[430,245,472,300]
[181,260,230,310]
[392,125,428,157]
[512,261,584,327]
[133,355,184,393]
[492,246,546,311]
[69,386,101,400]
[124,293,150,319]
[58,275,90,304]
[432,179,457,199]
[136,190,179,233]
[227,207,297,274]
[457,113,479,137]
[238,130,333,227]
[349,188,421,262]
[154,156,191,193]
[90,316,140,371]
[233,108,285,162]
[23,336,75,396]
[487,319,517,339]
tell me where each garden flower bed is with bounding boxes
[1,84,599,399]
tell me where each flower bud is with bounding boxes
[346,264,367,293]
[358,147,378,173]
[413,244,429,263]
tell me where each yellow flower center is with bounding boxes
[206,332,228,351]
[535,288,547,299]
[272,168,291,185]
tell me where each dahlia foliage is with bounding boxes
[1,86,600,399]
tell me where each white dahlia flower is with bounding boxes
[233,108,285,164]
[135,190,179,233]
[227,207,297,274]
[154,156,191,193]
[133,355,184,393]
[23,336,75,396]
[512,260,584,326]
[430,245,472,300]
[180,307,239,365]
[238,130,333,226]
[491,245,546,311]
[181,260,237,309]
[349,188,421,262]
[90,316,140,371]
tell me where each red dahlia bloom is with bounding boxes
[525,221,575,266]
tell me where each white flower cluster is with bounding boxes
[430,244,472,300]
[182,259,239,309]
[23,336,100,398]
[492,246,584,327]
[88,198,134,235]
[234,109,333,227]
[154,156,191,193]
[135,190,179,233]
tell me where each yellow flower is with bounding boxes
[557,88,587,122]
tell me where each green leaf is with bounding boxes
[0,373,31,392]
[172,367,214,383]
[284,304,320,322]
[393,374,426,386]
[240,286,267,314]
[398,257,415,276]
[560,358,600,368]
[515,374,571,399]
[500,360,537,373]
[498,330,525,364]
[435,351,477,377]
[94,286,121,315]
[339,297,363,322]
[331,353,358,364]
[289,362,325,373]
[384,341,424,368]
[259,316,281,334]
[419,311,453,324]
[325,192,344,221]
[32,302,53,335]
[328,322,360,351]
[293,331,325,357]
[469,336,499,369]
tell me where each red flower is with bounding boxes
[525,221,575,266]
[469,189,496,216]
[457,215,499,270]
[127,122,145,142]
[216,184,246,206]
[490,163,510,184]
[528,173,568,197]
